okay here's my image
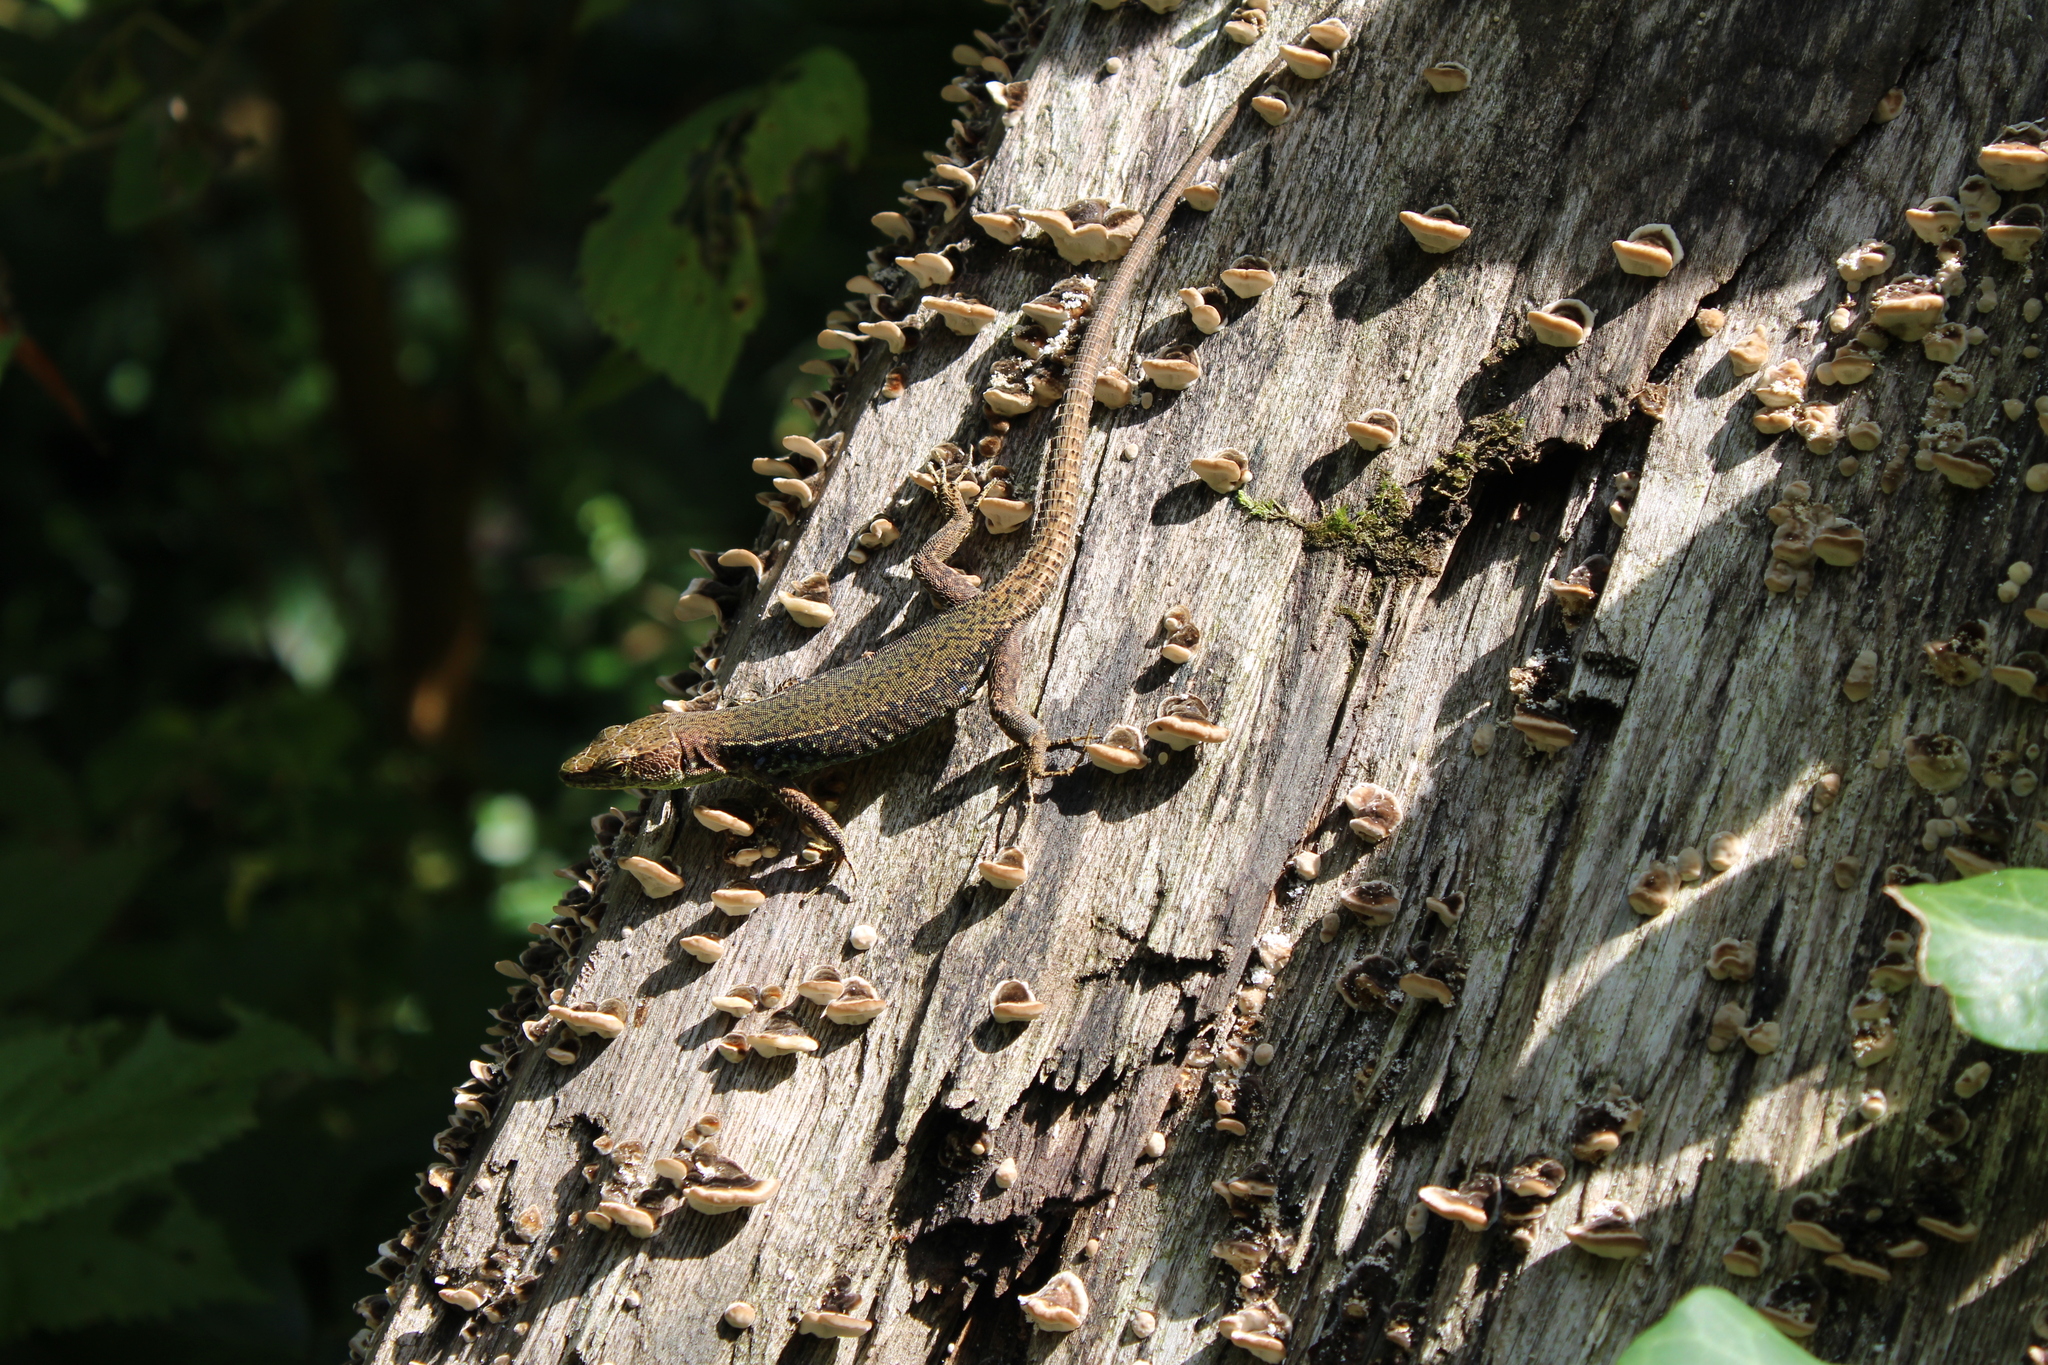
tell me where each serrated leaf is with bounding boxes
[1887,869,2048,1050]
[0,1006,335,1228]
[578,49,865,415]
[1615,1288,1819,1365]
[0,1182,259,1338]
[107,107,213,233]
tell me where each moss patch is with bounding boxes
[1235,411,1528,575]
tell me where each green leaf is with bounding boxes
[0,841,153,1004]
[0,1182,259,1338]
[740,48,867,213]
[107,107,214,232]
[0,1007,335,1229]
[574,0,635,30]
[1887,869,2048,1050]
[1615,1288,1819,1365]
[578,49,865,415]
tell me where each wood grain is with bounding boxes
[364,2,2048,1362]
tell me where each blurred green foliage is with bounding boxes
[0,0,965,1359]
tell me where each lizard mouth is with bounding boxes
[559,752,632,788]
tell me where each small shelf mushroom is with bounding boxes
[1399,204,1470,254]
[990,979,1048,1023]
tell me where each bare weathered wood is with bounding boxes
[366,2,2048,1362]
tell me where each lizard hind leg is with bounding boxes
[986,629,1056,785]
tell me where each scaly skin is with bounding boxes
[562,45,1301,867]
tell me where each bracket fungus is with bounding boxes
[1613,223,1684,277]
[1923,622,1990,686]
[744,1010,819,1058]
[1336,954,1401,1010]
[1422,60,1471,92]
[619,855,684,898]
[1727,325,1771,374]
[1565,1201,1649,1258]
[1834,238,1894,288]
[1759,1276,1824,1339]
[1723,1231,1769,1277]
[822,976,886,1026]
[711,885,766,915]
[1931,436,2005,489]
[667,1152,780,1215]
[1085,722,1148,773]
[1344,782,1403,843]
[1399,204,1470,254]
[1220,255,1279,298]
[1417,1173,1499,1229]
[1627,860,1678,915]
[1906,196,1963,244]
[1569,1094,1643,1163]
[1346,408,1401,451]
[1250,93,1290,125]
[1019,1270,1090,1332]
[1844,650,1878,702]
[1147,694,1230,749]
[677,935,725,965]
[1279,42,1334,79]
[1510,708,1577,754]
[1526,298,1595,347]
[1160,604,1202,664]
[990,978,1048,1023]
[1178,286,1225,334]
[1979,121,2048,191]
[1989,205,2045,261]
[1396,953,1462,1007]
[977,845,1030,890]
[547,998,629,1040]
[1190,448,1251,493]
[1226,1305,1290,1363]
[1547,556,1607,630]
[1869,276,1946,340]
[1340,879,1400,925]
[1141,345,1202,391]
[1020,199,1142,264]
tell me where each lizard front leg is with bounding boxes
[765,782,855,879]
[912,454,982,609]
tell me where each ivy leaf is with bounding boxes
[578,48,866,415]
[107,106,213,233]
[0,1006,336,1229]
[1887,869,2048,1050]
[0,1182,259,1338]
[1615,1288,1819,1365]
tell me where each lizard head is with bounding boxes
[559,713,726,790]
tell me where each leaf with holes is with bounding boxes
[579,48,865,414]
[1888,869,2048,1051]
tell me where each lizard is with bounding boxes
[559,35,1316,870]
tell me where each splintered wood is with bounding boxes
[365,2,2048,1362]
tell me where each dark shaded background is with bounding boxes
[0,1,968,1358]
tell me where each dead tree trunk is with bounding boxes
[363,2,2048,1362]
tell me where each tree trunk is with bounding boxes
[362,2,2048,1362]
